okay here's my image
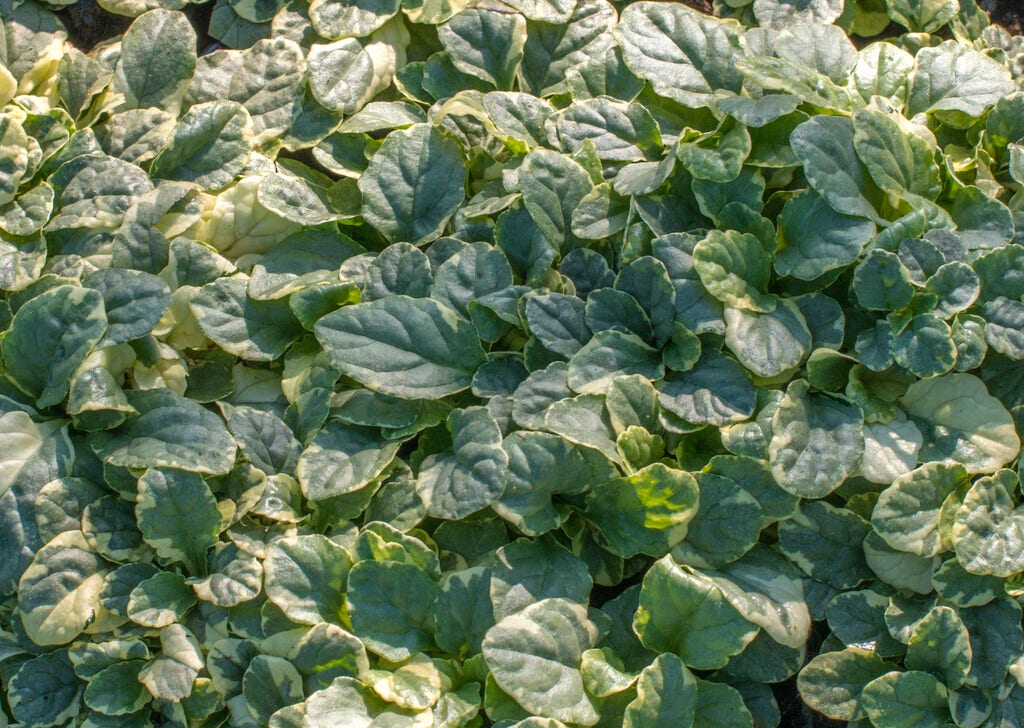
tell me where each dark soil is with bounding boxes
[984,0,1024,34]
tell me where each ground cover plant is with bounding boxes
[1,0,1024,725]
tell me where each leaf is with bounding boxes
[852,108,941,200]
[416,406,509,519]
[860,671,948,728]
[900,373,1020,474]
[872,462,967,557]
[519,0,616,96]
[951,470,1024,577]
[8,652,82,726]
[315,295,486,399]
[136,468,221,575]
[724,300,811,379]
[346,560,440,661]
[615,2,742,108]
[520,149,593,252]
[358,123,466,245]
[490,536,592,621]
[633,557,758,670]
[567,330,664,395]
[139,624,204,701]
[264,535,352,625]
[439,6,527,90]
[905,606,972,688]
[623,653,697,728]
[83,269,171,346]
[693,230,775,313]
[753,0,844,28]
[112,9,196,114]
[297,420,401,500]
[243,655,305,725]
[657,350,756,427]
[482,598,600,726]
[2,285,107,408]
[769,380,864,498]
[17,531,109,646]
[309,0,400,39]
[907,41,1015,118]
[151,101,252,190]
[775,189,875,280]
[586,463,699,558]
[797,648,892,721]
[93,389,238,475]
[790,115,882,223]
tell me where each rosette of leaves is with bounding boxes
[0,0,1023,726]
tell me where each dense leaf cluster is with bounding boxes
[1,0,1024,725]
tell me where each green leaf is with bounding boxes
[17,531,109,646]
[567,330,664,395]
[775,189,875,281]
[951,470,1024,577]
[693,230,775,313]
[674,473,761,568]
[860,671,948,728]
[615,2,742,108]
[297,420,401,500]
[92,389,238,475]
[358,124,466,245]
[417,406,509,519]
[623,653,697,728]
[790,115,882,223]
[724,300,812,379]
[753,0,844,27]
[852,108,941,200]
[9,651,83,726]
[483,598,599,726]
[439,7,526,90]
[769,380,864,498]
[127,570,196,628]
[778,501,872,589]
[519,0,616,96]
[191,275,303,361]
[887,0,958,31]
[84,660,149,716]
[520,149,593,252]
[264,534,352,625]
[151,101,252,190]
[243,655,305,725]
[797,648,892,721]
[315,296,486,399]
[136,468,221,575]
[586,463,699,558]
[2,285,106,408]
[907,41,1015,118]
[347,560,440,661]
[112,9,196,114]
[657,350,755,427]
[83,269,171,346]
[490,536,592,620]
[634,556,759,670]
[497,431,616,535]
[307,34,401,116]
[900,373,1020,474]
[554,98,662,162]
[138,624,204,701]
[872,462,967,557]
[905,606,971,688]
[309,0,400,39]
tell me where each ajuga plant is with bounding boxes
[1,0,1023,725]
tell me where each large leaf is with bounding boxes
[315,295,487,399]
